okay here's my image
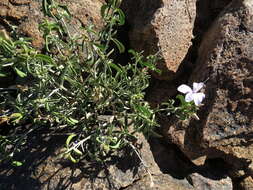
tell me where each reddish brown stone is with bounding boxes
[121,0,197,80]
[0,0,105,49]
[164,0,253,180]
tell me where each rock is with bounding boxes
[121,0,197,80]
[146,80,178,107]
[0,131,163,190]
[125,174,194,190]
[148,137,196,178]
[237,176,253,190]
[194,0,232,35]
[0,0,105,49]
[188,173,233,190]
[164,0,253,178]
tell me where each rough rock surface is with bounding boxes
[164,0,253,179]
[0,0,105,49]
[188,173,233,190]
[1,130,210,190]
[0,131,163,190]
[125,174,194,190]
[194,0,232,35]
[237,176,253,190]
[121,0,197,80]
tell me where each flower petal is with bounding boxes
[177,84,192,94]
[192,93,205,106]
[193,82,204,93]
[185,92,194,102]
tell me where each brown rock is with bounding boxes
[121,0,197,80]
[0,0,105,49]
[125,174,194,190]
[0,132,163,190]
[237,176,253,190]
[188,173,233,190]
[164,0,253,178]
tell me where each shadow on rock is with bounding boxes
[0,128,145,190]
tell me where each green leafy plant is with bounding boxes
[0,0,159,163]
[0,0,203,165]
[159,95,200,121]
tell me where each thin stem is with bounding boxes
[127,141,154,187]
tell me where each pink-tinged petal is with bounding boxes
[193,82,204,93]
[177,84,192,94]
[185,92,194,102]
[192,93,205,106]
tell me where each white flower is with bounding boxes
[177,82,205,106]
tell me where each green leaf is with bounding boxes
[66,134,76,147]
[12,161,23,167]
[67,117,79,125]
[109,63,122,73]
[141,61,161,74]
[176,95,186,105]
[111,38,125,53]
[58,5,72,19]
[10,113,23,123]
[109,140,121,149]
[128,49,137,57]
[67,154,78,163]
[114,8,125,25]
[35,54,53,63]
[14,67,27,78]
[101,4,109,19]
[0,72,7,77]
[93,43,106,51]
[42,0,50,16]
[135,105,152,118]
[73,148,82,155]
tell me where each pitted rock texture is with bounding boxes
[188,173,233,190]
[125,174,194,190]
[0,131,163,190]
[0,0,104,49]
[164,0,253,178]
[121,0,196,80]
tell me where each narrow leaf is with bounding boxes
[111,38,125,53]
[12,161,23,167]
[35,54,53,63]
[114,8,125,25]
[0,73,7,77]
[101,5,108,19]
[109,140,121,149]
[14,67,27,78]
[67,154,78,163]
[109,63,122,73]
[66,134,76,147]
[73,148,83,155]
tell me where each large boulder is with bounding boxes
[164,0,253,178]
[0,0,105,49]
[121,0,197,80]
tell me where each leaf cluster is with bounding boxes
[0,0,159,163]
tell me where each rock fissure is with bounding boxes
[0,0,252,189]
